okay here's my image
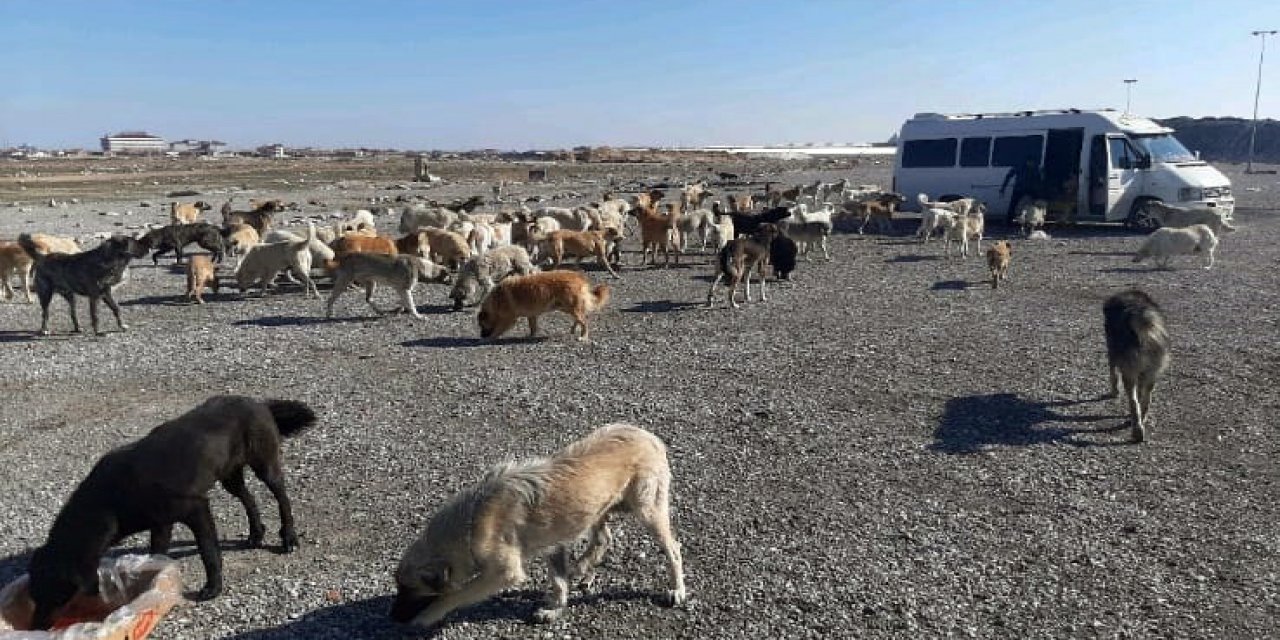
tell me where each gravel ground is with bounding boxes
[0,160,1278,639]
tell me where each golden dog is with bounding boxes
[477,270,610,341]
[392,423,686,629]
[986,240,1011,289]
[544,228,621,279]
[185,254,219,303]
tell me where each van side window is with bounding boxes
[902,138,957,168]
[959,137,991,167]
[1108,137,1136,170]
[991,135,1043,167]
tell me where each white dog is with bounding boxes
[235,224,320,296]
[1134,224,1218,269]
[917,208,957,243]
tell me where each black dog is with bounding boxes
[18,234,147,336]
[140,223,225,265]
[26,396,317,630]
[729,206,791,236]
[770,234,798,280]
[1103,290,1171,442]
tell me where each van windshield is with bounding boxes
[1130,134,1197,163]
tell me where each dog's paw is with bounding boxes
[192,584,222,601]
[532,607,563,623]
[663,587,688,607]
[247,530,265,548]
[280,530,300,553]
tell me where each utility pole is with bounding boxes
[1123,79,1138,115]
[1248,30,1277,174]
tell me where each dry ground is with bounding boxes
[0,159,1277,639]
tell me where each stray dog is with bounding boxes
[986,240,1011,289]
[1016,199,1047,237]
[419,227,472,270]
[391,423,686,629]
[943,207,985,257]
[544,228,622,279]
[1146,201,1235,235]
[1103,290,1170,442]
[708,214,735,250]
[222,202,276,233]
[325,252,449,319]
[1133,224,1218,269]
[449,245,537,311]
[170,201,212,224]
[706,224,778,308]
[916,208,957,242]
[18,234,147,336]
[222,223,260,263]
[234,224,320,297]
[140,223,225,264]
[770,233,798,280]
[26,396,316,630]
[186,254,220,304]
[477,270,610,341]
[0,240,35,302]
[26,234,82,255]
[779,216,832,261]
[918,193,980,216]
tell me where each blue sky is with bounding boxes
[2,1,1278,150]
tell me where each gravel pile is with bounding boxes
[0,162,1277,639]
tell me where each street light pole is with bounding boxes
[1248,30,1277,174]
[1124,79,1138,115]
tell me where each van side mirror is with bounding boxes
[1136,154,1152,170]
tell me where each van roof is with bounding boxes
[904,109,1172,135]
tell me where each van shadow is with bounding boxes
[931,393,1128,454]
[217,589,658,639]
[622,300,702,313]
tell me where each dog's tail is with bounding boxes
[588,283,611,311]
[266,399,317,438]
[293,223,316,251]
[17,234,44,262]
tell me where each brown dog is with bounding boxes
[478,270,610,341]
[186,254,219,303]
[0,241,35,302]
[986,240,1011,289]
[545,228,621,279]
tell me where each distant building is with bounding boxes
[257,143,287,158]
[169,139,228,156]
[100,131,166,154]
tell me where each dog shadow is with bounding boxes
[1098,266,1155,274]
[1068,251,1134,257]
[216,588,658,639]
[930,392,1128,454]
[0,330,36,343]
[402,336,491,349]
[123,293,236,307]
[622,300,702,313]
[886,254,938,263]
[930,279,971,291]
[233,316,332,327]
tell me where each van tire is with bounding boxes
[1126,199,1162,231]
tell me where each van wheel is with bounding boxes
[1126,199,1162,231]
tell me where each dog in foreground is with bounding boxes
[986,240,1011,289]
[478,270,610,341]
[1103,290,1170,442]
[392,423,686,629]
[26,396,316,630]
[18,234,148,336]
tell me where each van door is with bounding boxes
[1043,129,1084,219]
[1106,136,1143,222]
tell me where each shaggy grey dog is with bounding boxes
[1103,289,1171,442]
[448,245,537,311]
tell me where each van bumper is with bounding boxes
[1196,198,1234,218]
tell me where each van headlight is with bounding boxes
[1179,187,1204,202]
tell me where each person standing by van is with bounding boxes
[999,158,1044,221]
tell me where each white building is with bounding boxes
[100,131,166,154]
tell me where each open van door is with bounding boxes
[1104,136,1146,223]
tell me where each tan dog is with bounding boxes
[0,241,35,302]
[325,252,449,319]
[185,254,219,303]
[477,270,610,341]
[391,423,686,629]
[170,201,211,224]
[419,227,471,269]
[986,240,1011,289]
[27,234,81,256]
[544,228,621,279]
[330,233,398,258]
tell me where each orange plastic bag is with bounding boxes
[0,554,181,639]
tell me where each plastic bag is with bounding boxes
[0,554,182,639]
